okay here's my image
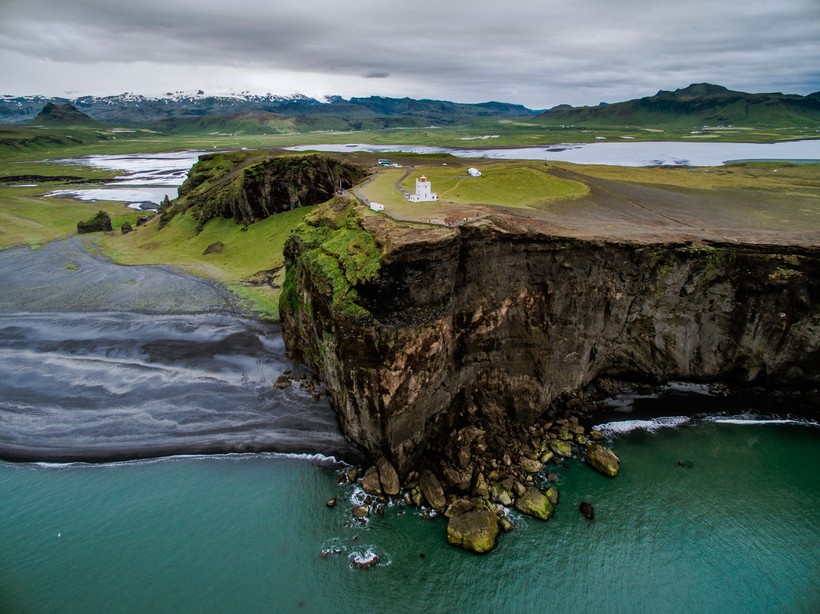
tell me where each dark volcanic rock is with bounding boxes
[121,222,133,235]
[579,501,594,519]
[76,210,112,234]
[281,201,820,474]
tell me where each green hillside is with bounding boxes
[538,84,820,129]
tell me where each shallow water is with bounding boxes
[1,421,817,613]
[287,139,820,166]
[46,151,204,207]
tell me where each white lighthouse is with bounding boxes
[408,175,438,202]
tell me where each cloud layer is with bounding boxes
[1,0,818,107]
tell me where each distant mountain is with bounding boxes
[539,83,820,128]
[30,102,99,126]
[0,92,541,127]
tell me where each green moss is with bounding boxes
[285,200,382,321]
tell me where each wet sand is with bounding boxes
[0,239,365,463]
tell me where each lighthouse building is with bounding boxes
[408,175,438,202]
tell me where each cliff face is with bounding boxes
[281,203,820,473]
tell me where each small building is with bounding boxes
[378,159,393,167]
[369,202,385,212]
[408,175,438,202]
[467,167,481,177]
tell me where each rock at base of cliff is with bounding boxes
[376,457,400,496]
[77,210,112,234]
[447,510,500,554]
[361,466,382,495]
[514,487,553,520]
[550,439,573,458]
[586,444,620,477]
[419,470,447,511]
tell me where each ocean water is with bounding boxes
[1,421,817,613]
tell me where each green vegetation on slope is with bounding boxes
[281,199,382,321]
[537,83,820,130]
[98,207,314,319]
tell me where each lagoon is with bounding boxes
[288,138,820,166]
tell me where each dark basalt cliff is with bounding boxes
[281,202,819,473]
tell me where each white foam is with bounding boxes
[594,415,691,435]
[11,451,342,470]
[704,415,818,427]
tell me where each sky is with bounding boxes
[0,0,818,109]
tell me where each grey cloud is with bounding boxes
[0,0,818,106]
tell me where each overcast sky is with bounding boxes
[1,0,818,108]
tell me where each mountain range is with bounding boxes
[4,84,819,132]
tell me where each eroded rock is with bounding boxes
[514,487,553,520]
[376,457,400,496]
[447,510,500,554]
[586,445,620,478]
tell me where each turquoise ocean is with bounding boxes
[2,420,818,613]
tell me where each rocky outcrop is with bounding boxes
[170,152,367,230]
[447,509,500,553]
[77,210,112,234]
[281,201,819,474]
[586,445,620,477]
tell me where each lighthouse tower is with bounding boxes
[408,175,438,202]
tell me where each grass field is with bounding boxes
[0,186,144,250]
[97,207,314,319]
[359,161,589,222]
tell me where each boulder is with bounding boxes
[579,501,594,519]
[550,440,573,458]
[419,470,446,511]
[326,498,337,508]
[361,466,382,495]
[203,241,224,255]
[445,498,476,519]
[352,505,369,518]
[545,487,559,506]
[121,221,133,234]
[135,215,151,227]
[586,444,620,477]
[514,487,553,520]
[473,472,490,499]
[376,457,400,496]
[77,210,112,234]
[520,457,543,473]
[489,483,513,506]
[447,510,500,554]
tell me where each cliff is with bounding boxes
[281,201,820,473]
[165,152,367,229]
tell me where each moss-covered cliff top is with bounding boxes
[281,199,384,321]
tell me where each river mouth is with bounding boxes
[44,150,205,209]
[0,238,365,465]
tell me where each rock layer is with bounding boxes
[281,203,819,473]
